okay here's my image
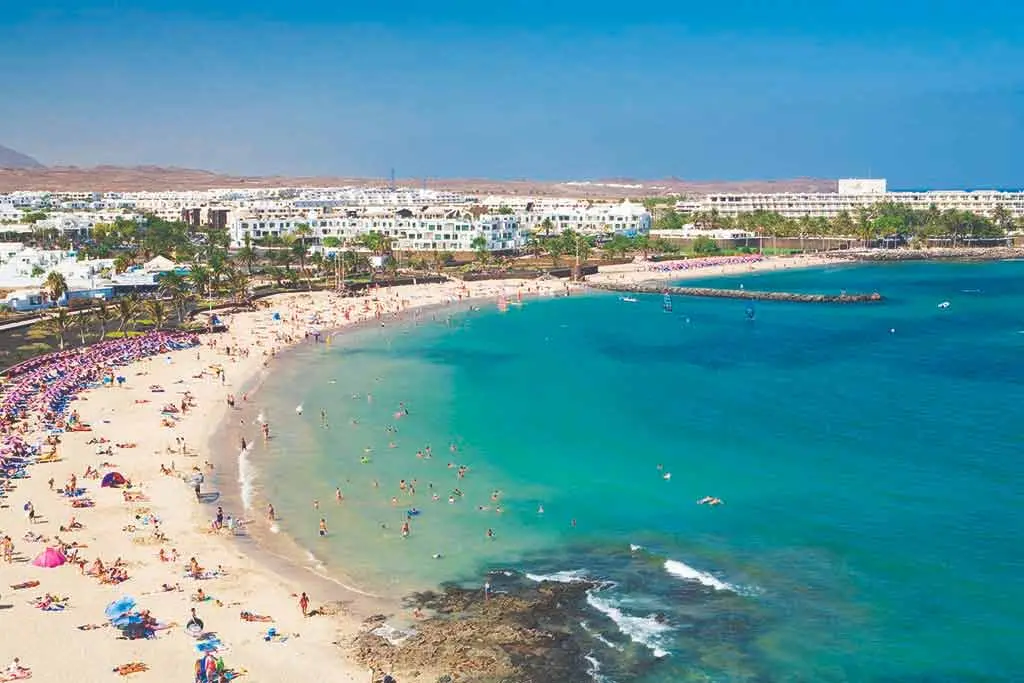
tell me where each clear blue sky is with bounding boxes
[2,1,1022,187]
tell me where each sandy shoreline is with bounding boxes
[0,278,576,683]
[0,257,835,681]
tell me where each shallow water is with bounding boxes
[249,263,1024,681]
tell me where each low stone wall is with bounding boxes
[589,281,883,304]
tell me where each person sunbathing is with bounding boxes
[188,557,203,578]
[240,610,273,622]
[116,442,137,448]
[88,558,104,576]
[5,657,29,679]
[113,662,148,675]
[103,567,128,584]
[60,517,84,532]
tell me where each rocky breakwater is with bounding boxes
[589,282,884,304]
[843,247,1024,262]
[351,577,601,683]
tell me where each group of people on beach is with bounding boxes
[0,278,589,681]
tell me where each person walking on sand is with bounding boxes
[299,591,309,617]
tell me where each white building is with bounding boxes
[513,200,652,236]
[693,179,1024,219]
[229,206,523,252]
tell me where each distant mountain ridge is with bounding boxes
[0,164,837,196]
[0,144,44,169]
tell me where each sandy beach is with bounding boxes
[0,258,828,682]
[0,277,582,683]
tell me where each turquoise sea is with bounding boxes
[248,262,1024,682]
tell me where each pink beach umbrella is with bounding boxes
[32,547,67,568]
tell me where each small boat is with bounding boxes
[937,301,951,309]
[620,296,638,303]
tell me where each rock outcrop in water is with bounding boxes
[588,281,883,304]
[351,579,598,682]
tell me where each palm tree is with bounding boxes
[208,253,228,297]
[633,234,651,260]
[547,237,565,267]
[237,232,258,275]
[293,223,313,282]
[114,253,133,274]
[540,218,555,239]
[116,295,139,336]
[76,301,93,345]
[856,206,877,248]
[291,238,311,288]
[471,235,489,265]
[44,271,69,305]
[158,271,190,323]
[226,268,250,303]
[188,265,212,299]
[92,301,111,340]
[145,299,168,331]
[46,308,73,350]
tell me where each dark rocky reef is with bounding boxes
[351,578,600,683]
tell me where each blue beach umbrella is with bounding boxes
[105,596,137,620]
[111,613,143,628]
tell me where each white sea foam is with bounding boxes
[629,544,643,553]
[303,548,329,575]
[585,591,671,658]
[525,569,590,584]
[237,444,255,511]
[663,559,734,591]
[580,620,620,650]
[584,652,611,683]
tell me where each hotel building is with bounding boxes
[699,179,1024,219]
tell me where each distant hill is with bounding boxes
[0,165,837,196]
[0,144,44,169]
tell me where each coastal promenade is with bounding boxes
[587,281,884,304]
